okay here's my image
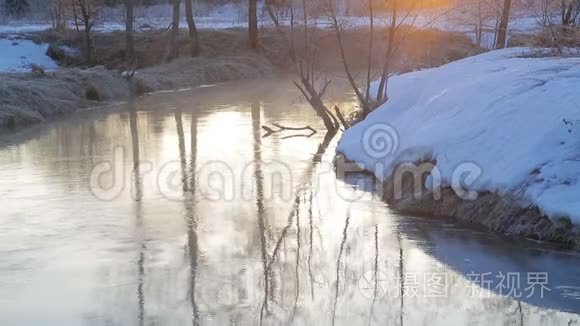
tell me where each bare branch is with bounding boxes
[334,106,349,130]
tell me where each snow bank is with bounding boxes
[337,48,580,223]
[0,39,59,72]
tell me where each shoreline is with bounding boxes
[336,153,580,249]
[335,48,580,249]
[0,52,277,128]
[0,26,478,129]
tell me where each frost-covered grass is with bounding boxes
[0,49,276,128]
[133,54,275,94]
[0,68,130,127]
[337,48,580,224]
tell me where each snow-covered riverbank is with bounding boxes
[0,39,59,72]
[337,48,580,244]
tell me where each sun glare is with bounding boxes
[377,0,452,10]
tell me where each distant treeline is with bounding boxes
[1,0,244,18]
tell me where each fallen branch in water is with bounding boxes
[262,123,317,138]
[261,125,276,137]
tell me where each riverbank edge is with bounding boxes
[0,53,277,128]
[336,154,580,249]
[1,25,481,129]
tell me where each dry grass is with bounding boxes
[510,26,580,49]
[0,68,130,127]
[2,29,283,128]
[313,26,481,73]
[35,28,288,70]
[135,54,275,91]
[35,26,479,72]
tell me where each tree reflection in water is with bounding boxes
[129,100,146,326]
[175,108,200,325]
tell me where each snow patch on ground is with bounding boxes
[337,48,580,223]
[0,23,52,35]
[0,39,59,72]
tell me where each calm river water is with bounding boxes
[0,79,579,325]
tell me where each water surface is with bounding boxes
[0,79,579,325]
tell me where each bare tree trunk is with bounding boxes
[294,80,337,132]
[249,0,259,49]
[50,0,66,31]
[492,16,500,49]
[84,26,92,63]
[264,0,295,60]
[562,0,580,25]
[125,0,135,60]
[328,5,370,113]
[476,0,483,48]
[72,3,80,33]
[264,0,337,132]
[562,0,567,23]
[562,0,570,25]
[169,0,181,60]
[185,0,200,56]
[364,0,374,103]
[376,0,398,104]
[290,1,295,55]
[76,0,94,63]
[495,0,512,49]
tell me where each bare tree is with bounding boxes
[462,0,491,48]
[495,0,512,49]
[328,0,446,113]
[450,0,508,50]
[364,0,374,101]
[69,0,102,63]
[264,0,339,132]
[125,0,135,60]
[525,0,562,52]
[533,0,555,26]
[185,0,201,56]
[50,0,66,31]
[561,0,580,25]
[375,0,404,104]
[249,0,259,48]
[168,0,181,61]
[327,1,371,114]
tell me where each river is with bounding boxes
[0,79,579,325]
